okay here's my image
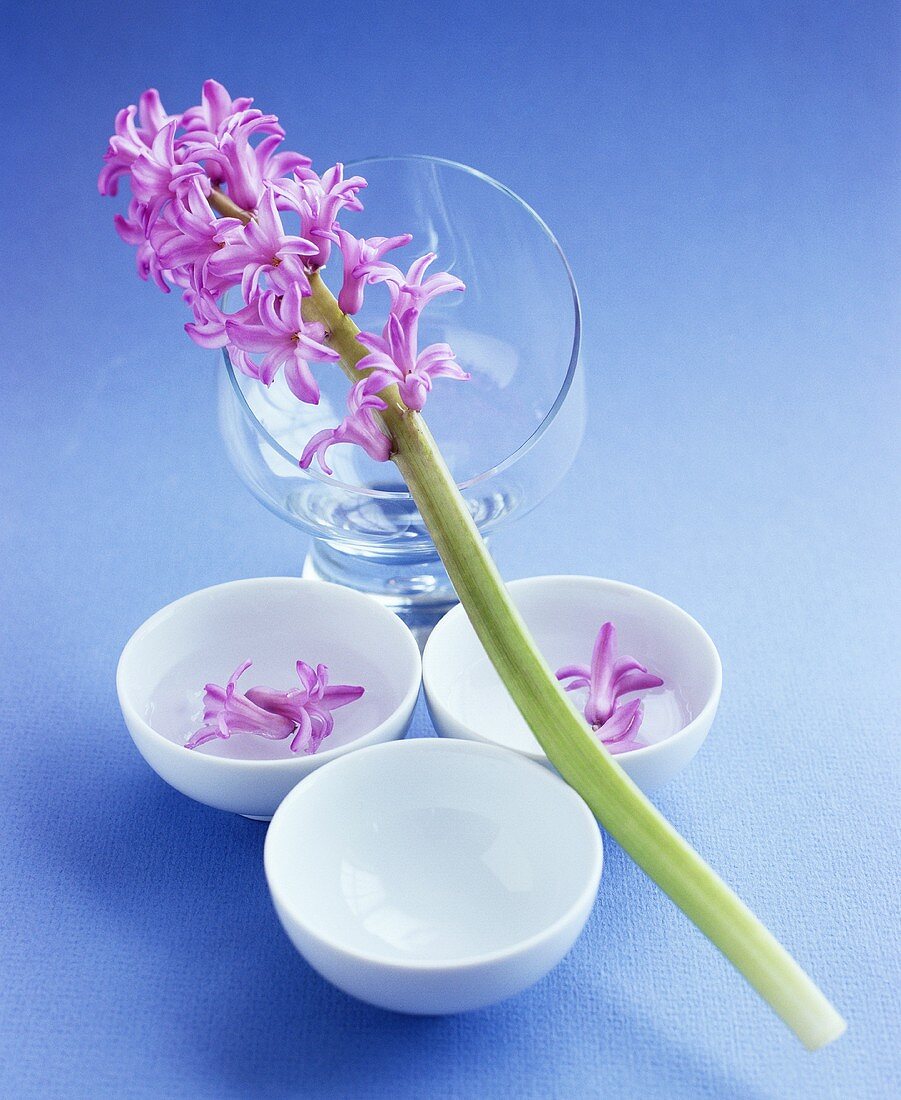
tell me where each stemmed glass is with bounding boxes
[219,156,584,637]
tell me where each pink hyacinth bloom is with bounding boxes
[98,88,178,197]
[113,198,147,247]
[273,165,367,268]
[356,307,469,412]
[246,661,365,755]
[184,288,232,349]
[300,378,392,475]
[333,228,412,315]
[378,252,465,313]
[556,621,664,749]
[224,283,338,402]
[189,109,311,211]
[598,699,646,755]
[114,200,177,293]
[208,184,319,300]
[150,180,244,293]
[185,660,296,750]
[100,84,471,469]
[180,79,254,137]
[128,119,209,229]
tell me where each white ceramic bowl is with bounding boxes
[116,578,421,818]
[423,576,722,791]
[264,738,603,1014]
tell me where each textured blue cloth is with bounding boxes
[1,2,898,1096]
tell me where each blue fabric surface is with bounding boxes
[2,1,899,1096]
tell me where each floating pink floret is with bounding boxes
[186,659,365,755]
[246,661,365,755]
[185,660,296,750]
[556,622,664,751]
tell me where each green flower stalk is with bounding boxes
[102,80,845,1050]
[302,266,845,1051]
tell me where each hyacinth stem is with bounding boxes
[209,188,845,1049]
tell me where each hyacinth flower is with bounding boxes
[225,283,338,401]
[333,228,413,315]
[184,107,310,211]
[273,164,368,268]
[380,252,466,313]
[299,377,392,474]
[556,621,664,754]
[179,79,253,138]
[246,661,365,755]
[557,621,664,725]
[100,81,845,1050]
[98,88,178,198]
[354,306,469,414]
[186,660,364,754]
[150,179,245,294]
[208,184,318,300]
[129,120,212,229]
[185,661,296,750]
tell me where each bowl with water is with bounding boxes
[422,576,722,792]
[116,578,421,818]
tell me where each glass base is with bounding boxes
[302,539,462,647]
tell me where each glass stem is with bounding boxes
[210,190,845,1050]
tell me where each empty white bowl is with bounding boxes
[264,738,603,1014]
[116,578,421,818]
[423,576,722,791]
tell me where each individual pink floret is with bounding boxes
[556,622,664,750]
[224,283,338,402]
[186,659,365,755]
[299,378,393,474]
[246,661,365,755]
[333,228,412,315]
[185,660,296,750]
[356,305,469,413]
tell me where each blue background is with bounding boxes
[2,1,898,1096]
